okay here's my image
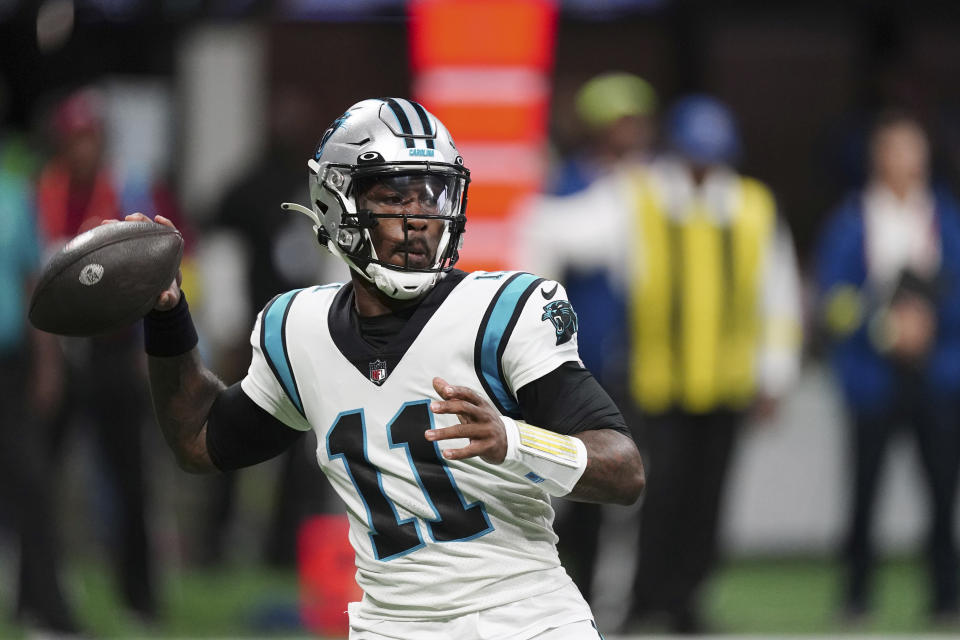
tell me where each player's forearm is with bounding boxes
[147,347,223,473]
[566,429,645,505]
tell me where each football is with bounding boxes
[29,221,183,337]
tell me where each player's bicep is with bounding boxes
[206,383,305,471]
[516,361,632,438]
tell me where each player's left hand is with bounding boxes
[426,377,508,464]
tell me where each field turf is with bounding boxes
[1,555,955,638]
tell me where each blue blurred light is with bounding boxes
[278,0,404,22]
[78,0,138,21]
[561,0,669,19]
[0,0,20,21]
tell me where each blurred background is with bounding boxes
[4,0,960,637]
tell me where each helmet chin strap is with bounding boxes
[282,200,336,252]
[280,202,321,227]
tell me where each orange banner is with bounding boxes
[410,0,556,271]
[410,0,557,70]
[422,102,548,143]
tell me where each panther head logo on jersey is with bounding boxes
[541,300,579,346]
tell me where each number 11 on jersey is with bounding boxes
[327,400,494,561]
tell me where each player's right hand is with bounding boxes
[104,213,183,311]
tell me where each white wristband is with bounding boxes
[500,416,588,496]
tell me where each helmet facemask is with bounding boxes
[348,169,466,273]
[312,161,468,299]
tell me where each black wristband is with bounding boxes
[143,293,199,357]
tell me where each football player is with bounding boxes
[134,98,643,639]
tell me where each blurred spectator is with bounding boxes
[35,86,167,624]
[548,71,657,197]
[527,94,802,631]
[522,71,657,603]
[0,97,79,636]
[816,111,960,623]
[544,72,657,390]
[525,93,802,631]
[202,85,344,567]
[621,95,803,633]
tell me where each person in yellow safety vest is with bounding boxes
[518,93,802,633]
[522,95,801,631]
[623,94,803,633]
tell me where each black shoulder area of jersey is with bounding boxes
[328,270,469,384]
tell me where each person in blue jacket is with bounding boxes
[817,110,960,623]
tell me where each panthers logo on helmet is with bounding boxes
[541,300,578,345]
[315,111,352,159]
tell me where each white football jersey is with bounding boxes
[240,270,589,620]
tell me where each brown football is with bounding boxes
[29,221,183,337]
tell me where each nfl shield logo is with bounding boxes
[369,359,388,384]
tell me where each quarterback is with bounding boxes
[134,98,644,639]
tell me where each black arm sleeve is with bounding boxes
[205,383,306,472]
[515,361,633,439]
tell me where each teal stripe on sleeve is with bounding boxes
[476,273,540,417]
[262,289,306,417]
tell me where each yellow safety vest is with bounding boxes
[628,171,776,414]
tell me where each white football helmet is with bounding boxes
[282,98,469,300]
